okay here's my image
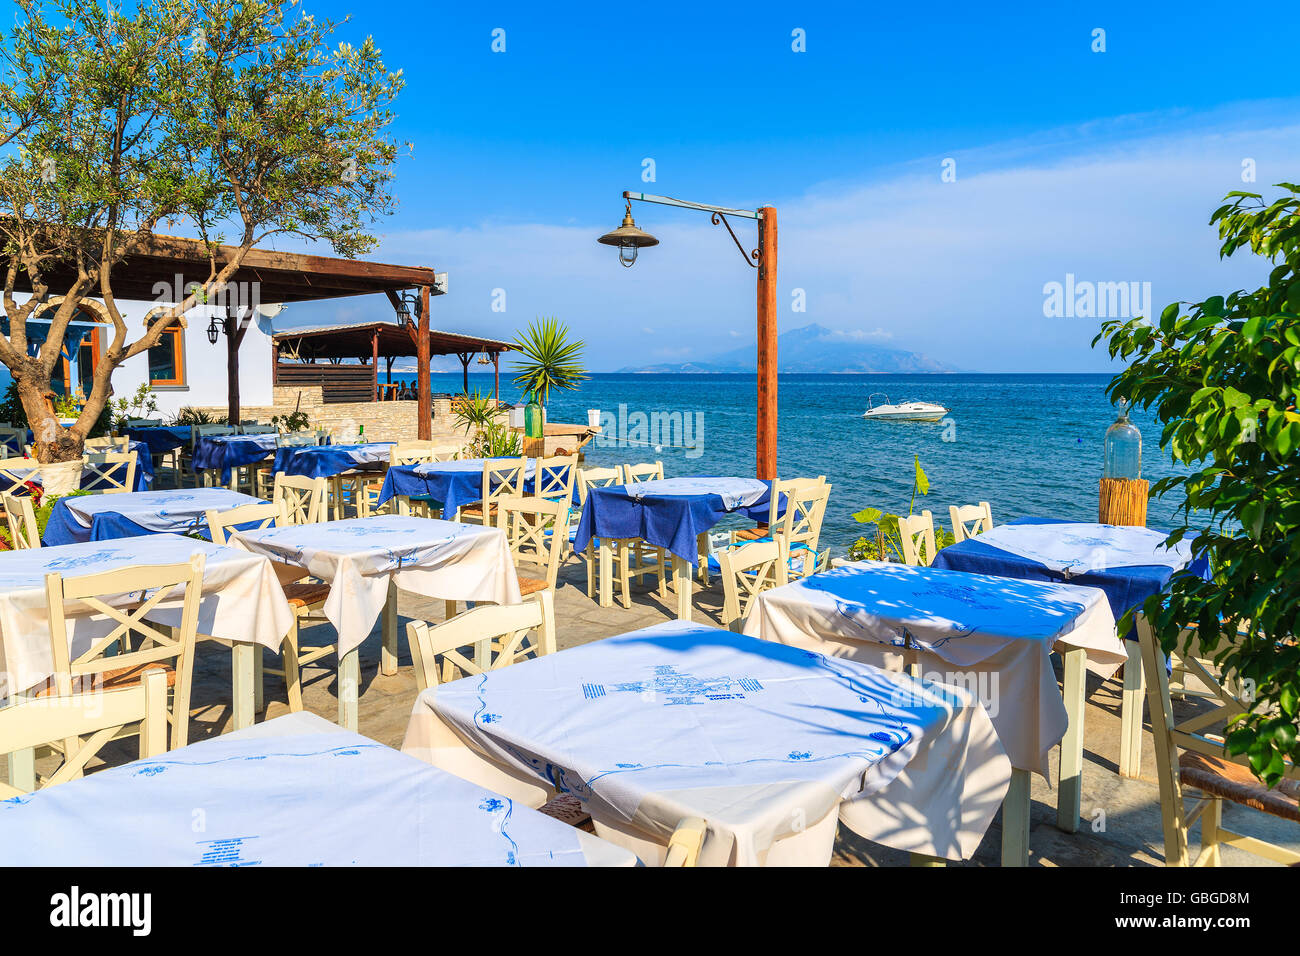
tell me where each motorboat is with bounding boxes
[862,393,949,422]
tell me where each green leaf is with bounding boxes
[852,507,883,524]
[913,455,930,497]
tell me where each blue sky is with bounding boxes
[270,0,1300,372]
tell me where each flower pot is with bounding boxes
[39,457,85,497]
[57,417,78,428]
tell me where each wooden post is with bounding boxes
[1099,478,1148,526]
[371,330,378,402]
[756,206,778,480]
[417,285,431,440]
[458,352,471,395]
[493,351,500,402]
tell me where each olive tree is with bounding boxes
[0,0,403,461]
[1095,183,1300,785]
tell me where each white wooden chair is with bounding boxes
[43,553,205,751]
[189,424,236,486]
[1136,615,1299,866]
[208,501,333,713]
[357,442,436,518]
[949,501,994,543]
[494,496,564,656]
[897,510,937,567]
[81,450,137,494]
[0,426,25,457]
[575,466,632,601]
[717,539,789,632]
[0,669,170,796]
[240,424,277,435]
[620,461,674,593]
[274,473,328,525]
[3,492,41,549]
[534,454,578,555]
[406,601,549,691]
[124,418,162,428]
[276,430,326,448]
[457,457,527,525]
[0,463,35,498]
[664,817,707,867]
[730,476,831,578]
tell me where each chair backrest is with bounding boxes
[774,476,831,553]
[273,473,328,525]
[498,495,566,589]
[192,424,235,444]
[276,431,323,448]
[240,424,277,435]
[84,436,130,451]
[0,464,35,497]
[576,465,623,505]
[45,553,205,749]
[390,440,439,466]
[949,502,993,543]
[3,492,40,549]
[717,539,789,632]
[534,454,578,504]
[622,461,664,483]
[1135,614,1298,865]
[406,602,547,691]
[0,669,169,797]
[82,450,137,494]
[481,458,528,507]
[206,500,287,544]
[897,510,936,566]
[124,419,162,428]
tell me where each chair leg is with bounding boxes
[1119,640,1145,779]
[656,547,668,598]
[533,588,557,656]
[1200,797,1223,866]
[584,542,596,598]
[444,599,458,621]
[281,618,304,713]
[618,543,632,610]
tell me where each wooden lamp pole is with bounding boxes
[601,192,778,479]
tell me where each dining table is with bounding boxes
[571,477,773,619]
[228,514,521,730]
[931,516,1211,778]
[0,712,636,866]
[743,560,1126,865]
[377,458,587,519]
[402,620,1012,866]
[0,534,294,790]
[192,434,280,486]
[42,487,266,546]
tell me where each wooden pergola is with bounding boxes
[272,320,514,404]
[2,232,458,438]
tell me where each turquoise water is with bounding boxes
[405,371,1189,554]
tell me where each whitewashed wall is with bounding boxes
[0,296,274,419]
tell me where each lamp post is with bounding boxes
[599,191,778,480]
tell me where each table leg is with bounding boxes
[1057,646,1085,833]
[1119,640,1145,779]
[598,540,613,608]
[338,647,359,731]
[6,747,35,792]
[672,554,693,621]
[1001,767,1031,867]
[253,647,265,713]
[380,577,399,676]
[231,643,256,730]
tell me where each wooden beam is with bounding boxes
[458,352,471,395]
[493,351,500,402]
[756,206,778,480]
[371,330,379,402]
[417,285,431,440]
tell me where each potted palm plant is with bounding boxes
[510,316,588,441]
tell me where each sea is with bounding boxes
[397,371,1192,555]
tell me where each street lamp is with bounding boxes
[395,290,422,326]
[597,198,659,267]
[597,190,779,480]
[206,316,221,345]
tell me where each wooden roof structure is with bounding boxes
[273,320,511,361]
[2,232,447,304]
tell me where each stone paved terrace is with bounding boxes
[10,554,1297,866]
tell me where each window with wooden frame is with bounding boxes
[147,318,186,388]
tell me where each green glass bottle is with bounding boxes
[524,390,544,439]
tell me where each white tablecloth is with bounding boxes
[971,522,1193,574]
[625,477,768,510]
[402,621,1011,864]
[0,534,294,698]
[229,515,521,655]
[744,561,1125,775]
[54,488,266,536]
[0,712,635,866]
